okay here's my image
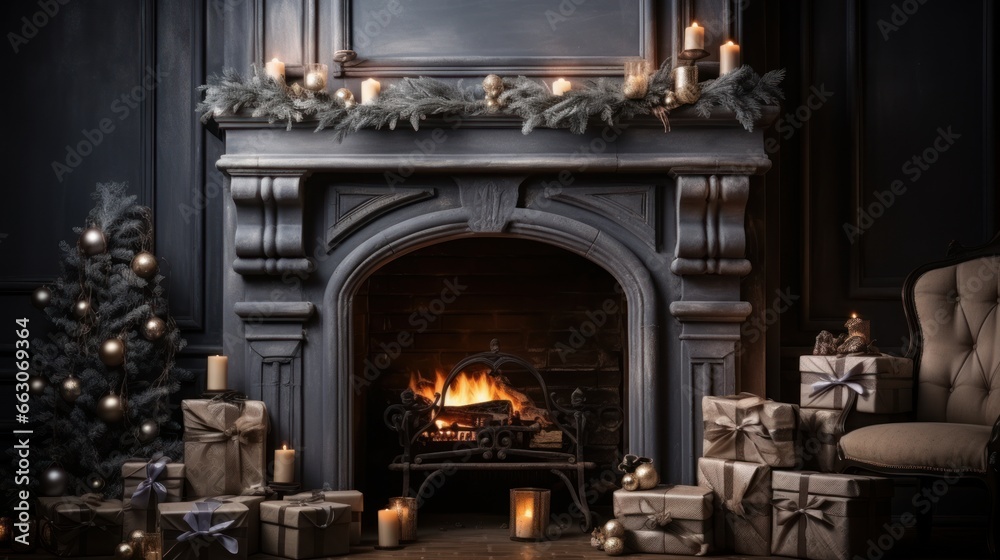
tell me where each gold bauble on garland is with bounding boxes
[130,251,158,279]
[97,392,125,423]
[60,375,82,403]
[634,462,659,490]
[483,74,504,111]
[99,338,126,367]
[334,88,356,108]
[80,227,107,255]
[142,317,167,341]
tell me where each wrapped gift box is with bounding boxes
[799,355,913,413]
[260,499,352,558]
[702,393,797,467]
[159,500,249,560]
[38,495,123,557]
[196,495,266,555]
[771,471,893,560]
[182,398,268,497]
[122,457,185,535]
[612,485,712,555]
[696,457,772,556]
[797,407,847,472]
[285,489,363,545]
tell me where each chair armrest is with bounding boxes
[839,390,916,435]
[989,412,1000,473]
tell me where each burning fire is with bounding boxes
[409,370,526,414]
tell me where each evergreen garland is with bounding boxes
[198,62,784,140]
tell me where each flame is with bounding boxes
[409,370,525,414]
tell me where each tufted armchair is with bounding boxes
[839,233,1000,558]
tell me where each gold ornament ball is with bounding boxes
[603,536,625,556]
[335,88,356,108]
[305,72,327,91]
[86,473,106,492]
[131,251,158,279]
[80,227,107,255]
[32,286,52,309]
[97,393,125,423]
[114,542,135,560]
[142,316,167,341]
[99,338,126,367]
[40,465,68,496]
[137,420,160,443]
[620,473,639,492]
[73,298,91,319]
[603,519,626,539]
[28,374,48,396]
[128,529,146,547]
[60,376,82,403]
[483,74,503,96]
[634,462,659,490]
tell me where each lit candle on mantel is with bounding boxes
[720,41,740,75]
[361,78,381,104]
[377,508,401,548]
[265,57,285,81]
[684,22,705,51]
[552,78,572,96]
[273,444,295,483]
[206,355,228,391]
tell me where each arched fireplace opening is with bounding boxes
[352,237,627,518]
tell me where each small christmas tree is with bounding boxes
[26,182,192,498]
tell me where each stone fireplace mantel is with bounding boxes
[214,108,776,489]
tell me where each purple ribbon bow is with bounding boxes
[177,501,240,555]
[809,363,866,398]
[131,457,170,509]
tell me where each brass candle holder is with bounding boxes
[623,59,653,99]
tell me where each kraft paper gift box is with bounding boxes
[797,407,847,473]
[122,456,185,534]
[702,393,798,467]
[696,457,772,556]
[285,488,363,545]
[195,495,266,555]
[612,485,713,555]
[260,499,352,558]
[159,500,249,560]
[799,355,913,413]
[37,495,123,557]
[770,470,893,560]
[182,398,268,497]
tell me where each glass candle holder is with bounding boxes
[142,531,163,560]
[388,497,417,543]
[303,63,328,92]
[845,314,871,343]
[510,488,550,542]
[623,59,652,99]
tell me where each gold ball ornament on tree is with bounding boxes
[99,338,126,367]
[60,375,82,403]
[334,88,356,108]
[128,529,146,547]
[28,374,48,396]
[97,392,125,423]
[603,536,625,556]
[72,298,91,319]
[130,251,158,279]
[114,542,135,560]
[142,316,167,341]
[80,227,107,256]
[86,473,106,492]
[634,462,660,490]
[137,420,160,443]
[32,286,52,309]
[620,473,639,492]
[602,519,626,540]
[40,465,68,496]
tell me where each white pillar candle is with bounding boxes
[684,22,705,51]
[273,444,295,483]
[361,78,381,104]
[720,41,741,75]
[552,78,572,96]
[377,508,400,547]
[206,355,228,391]
[265,57,285,81]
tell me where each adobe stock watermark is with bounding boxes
[843,126,960,243]
[876,0,930,41]
[7,0,71,54]
[51,66,169,183]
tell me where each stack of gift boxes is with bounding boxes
[37,396,362,559]
[610,351,913,559]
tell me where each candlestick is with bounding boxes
[303,63,328,92]
[720,41,740,75]
[552,78,572,96]
[265,57,285,82]
[684,22,705,51]
[274,444,295,483]
[206,355,228,391]
[377,508,401,548]
[361,78,381,104]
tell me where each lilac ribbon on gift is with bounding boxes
[809,363,867,398]
[130,456,170,509]
[177,501,240,555]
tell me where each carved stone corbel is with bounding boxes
[230,170,313,276]
[672,175,751,276]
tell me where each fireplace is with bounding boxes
[215,110,774,509]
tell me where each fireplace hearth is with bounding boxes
[215,109,775,510]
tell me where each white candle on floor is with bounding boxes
[378,508,400,547]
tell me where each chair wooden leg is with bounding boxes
[988,474,999,560]
[916,478,934,545]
